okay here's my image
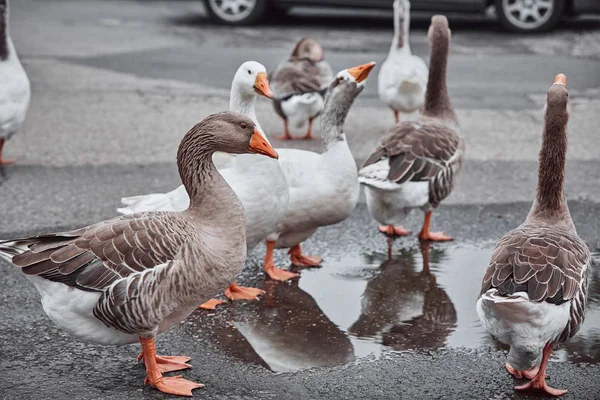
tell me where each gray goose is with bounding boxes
[359,15,464,242]
[477,74,590,397]
[270,37,333,140]
[0,0,30,165]
[0,112,278,396]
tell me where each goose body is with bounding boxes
[0,112,279,395]
[360,16,463,242]
[476,75,590,397]
[378,0,428,123]
[0,0,31,165]
[262,63,375,274]
[118,62,290,298]
[271,38,333,140]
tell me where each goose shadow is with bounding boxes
[348,242,457,351]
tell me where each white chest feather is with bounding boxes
[0,42,31,138]
[280,93,324,129]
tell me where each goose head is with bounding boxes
[544,73,569,120]
[181,112,278,159]
[291,38,324,62]
[326,61,376,106]
[232,61,273,100]
[428,15,451,43]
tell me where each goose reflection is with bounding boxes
[223,279,355,372]
[349,242,457,351]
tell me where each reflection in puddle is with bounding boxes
[208,242,600,371]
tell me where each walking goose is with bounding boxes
[477,74,590,397]
[0,112,278,396]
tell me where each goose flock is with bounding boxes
[0,0,592,397]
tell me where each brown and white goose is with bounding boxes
[0,112,278,396]
[271,38,333,140]
[359,15,463,241]
[477,74,590,397]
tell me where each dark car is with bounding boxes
[202,0,600,33]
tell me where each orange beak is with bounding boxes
[254,72,274,99]
[554,73,567,86]
[248,129,278,159]
[347,62,376,83]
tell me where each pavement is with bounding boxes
[1,0,600,399]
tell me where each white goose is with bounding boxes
[0,0,31,165]
[378,0,428,124]
[263,62,376,275]
[477,75,590,397]
[118,61,290,303]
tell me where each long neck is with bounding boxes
[0,3,8,61]
[527,108,571,224]
[423,34,456,123]
[390,4,410,55]
[229,86,268,142]
[320,101,349,151]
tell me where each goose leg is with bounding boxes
[515,343,567,396]
[224,282,265,301]
[302,118,314,140]
[378,225,412,236]
[417,211,453,241]
[137,351,192,373]
[0,138,14,165]
[139,337,203,396]
[393,110,399,124]
[276,120,293,140]
[264,240,299,281]
[199,298,225,310]
[289,243,322,268]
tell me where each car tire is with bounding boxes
[203,0,270,25]
[496,0,565,33]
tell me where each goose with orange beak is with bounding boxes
[118,61,290,307]
[260,62,376,279]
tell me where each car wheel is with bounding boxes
[203,0,270,25]
[496,0,565,33]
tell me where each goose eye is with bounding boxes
[241,122,248,129]
[247,70,251,75]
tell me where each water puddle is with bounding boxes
[205,242,600,372]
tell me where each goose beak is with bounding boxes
[347,62,376,83]
[248,129,278,159]
[554,73,567,86]
[254,72,274,99]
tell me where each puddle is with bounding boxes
[205,242,600,372]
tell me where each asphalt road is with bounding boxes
[1,0,600,399]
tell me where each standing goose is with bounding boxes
[378,0,428,123]
[477,74,590,397]
[118,61,290,302]
[264,62,375,277]
[359,16,463,241]
[0,112,279,396]
[271,38,333,140]
[0,0,31,165]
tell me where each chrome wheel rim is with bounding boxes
[502,0,554,30]
[208,0,258,22]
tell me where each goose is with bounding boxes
[477,74,590,397]
[118,61,290,301]
[359,16,463,242]
[271,38,333,140]
[378,0,428,123]
[264,62,375,275]
[0,0,31,165]
[0,112,279,396]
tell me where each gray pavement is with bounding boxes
[2,0,600,399]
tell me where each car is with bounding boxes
[202,0,600,33]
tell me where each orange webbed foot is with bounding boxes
[302,133,314,140]
[418,231,453,242]
[0,158,14,166]
[199,298,226,310]
[506,363,540,380]
[138,352,192,373]
[224,283,265,301]
[378,225,412,236]
[265,266,299,281]
[289,253,322,267]
[275,133,293,140]
[148,375,204,396]
[515,379,567,397]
